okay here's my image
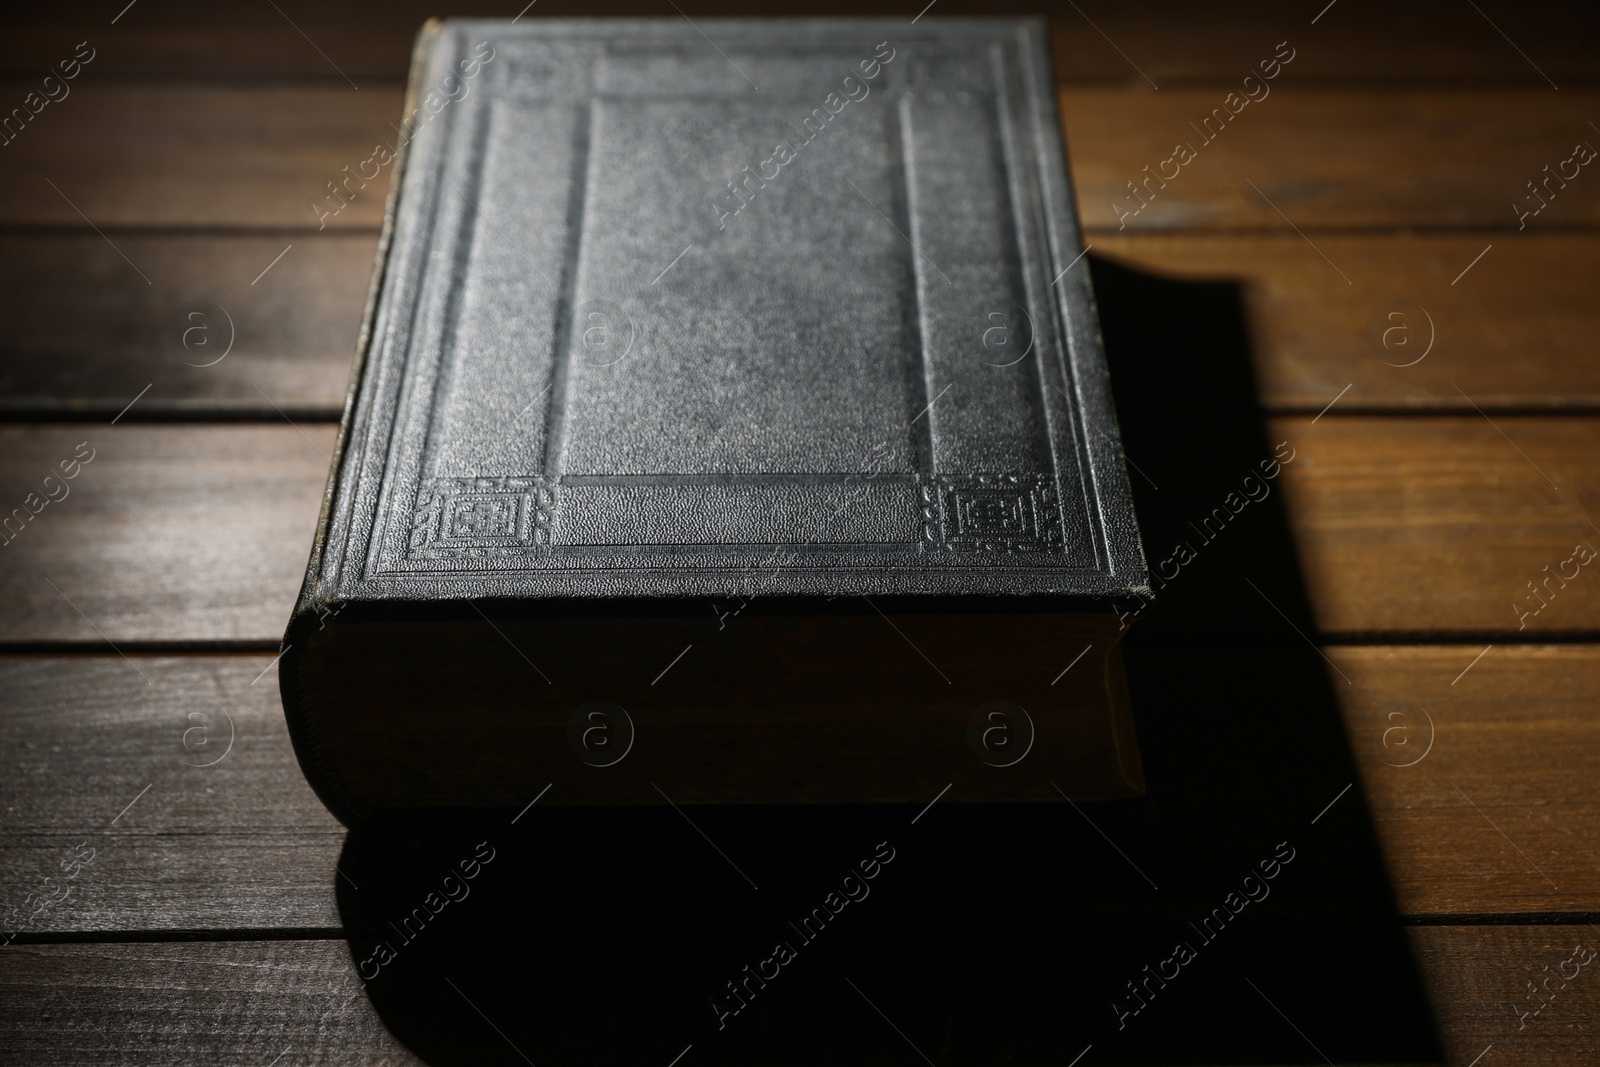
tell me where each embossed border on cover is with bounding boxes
[320,20,1147,600]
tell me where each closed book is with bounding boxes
[280,17,1150,823]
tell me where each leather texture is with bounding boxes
[304,18,1147,606]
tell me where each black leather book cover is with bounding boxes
[282,18,1149,821]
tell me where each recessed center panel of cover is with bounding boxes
[556,97,918,479]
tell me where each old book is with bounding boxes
[281,17,1149,823]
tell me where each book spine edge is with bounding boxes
[280,17,445,829]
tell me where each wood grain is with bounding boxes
[1063,88,1600,232]
[0,84,402,229]
[4,0,1598,85]
[1412,925,1600,1065]
[0,655,341,937]
[1094,233,1600,411]
[0,3,1591,1059]
[5,83,1599,232]
[0,942,414,1065]
[0,928,1595,1063]
[0,425,333,644]
[5,232,1594,417]
[0,234,375,417]
[1283,415,1600,637]
[1332,645,1600,917]
[0,655,335,834]
[3,419,1596,642]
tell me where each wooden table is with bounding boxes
[2,2,1598,1062]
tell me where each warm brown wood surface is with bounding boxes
[0,655,342,935]
[5,83,1597,232]
[3,419,1596,643]
[1095,233,1600,412]
[0,234,377,417]
[5,84,1594,419]
[1328,645,1600,915]
[0,425,333,644]
[1063,89,1600,232]
[0,84,402,230]
[1285,416,1600,637]
[2,0,1596,1062]
[7,232,1597,418]
[1415,925,1600,1065]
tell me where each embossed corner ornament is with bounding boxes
[409,477,556,556]
[921,474,1063,553]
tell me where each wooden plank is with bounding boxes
[1113,413,1600,641]
[0,426,333,645]
[1062,88,1600,232]
[1094,233,1600,412]
[2,419,1597,643]
[1284,416,1600,637]
[5,83,1600,231]
[1414,925,1600,1065]
[0,942,413,1065]
[0,234,374,418]
[1331,645,1600,917]
[6,232,1594,417]
[4,646,1597,933]
[0,656,340,937]
[0,837,339,936]
[0,84,401,230]
[0,927,1594,1063]
[1108,642,1600,918]
[4,1,1598,85]
[0,655,335,833]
